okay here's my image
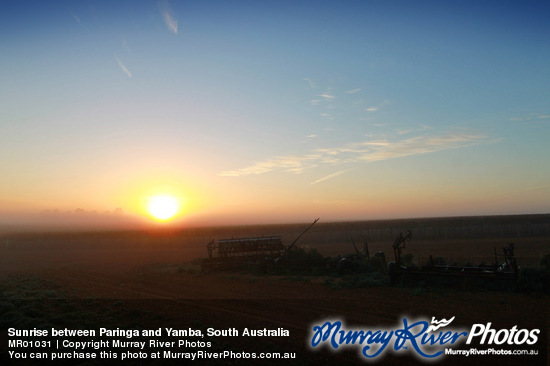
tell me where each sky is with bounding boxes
[1,0,549,228]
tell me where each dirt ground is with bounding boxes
[0,220,549,365]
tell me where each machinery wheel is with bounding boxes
[337,258,354,274]
[262,257,275,274]
[388,261,399,284]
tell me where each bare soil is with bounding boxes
[0,219,548,365]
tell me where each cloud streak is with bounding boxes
[71,12,81,24]
[510,113,550,124]
[115,57,132,78]
[319,93,335,100]
[311,170,349,185]
[161,2,178,34]
[220,154,321,176]
[526,184,550,192]
[220,133,487,177]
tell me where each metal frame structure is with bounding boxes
[389,231,519,286]
[207,236,285,259]
[203,218,320,271]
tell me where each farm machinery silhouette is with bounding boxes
[201,222,520,287]
[201,218,321,272]
[387,231,519,287]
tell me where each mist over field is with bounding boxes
[1,215,548,365]
[1,214,548,265]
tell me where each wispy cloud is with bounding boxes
[345,88,361,94]
[365,100,390,113]
[510,113,550,123]
[303,78,316,88]
[71,12,81,24]
[311,170,349,185]
[354,134,485,163]
[220,133,487,177]
[319,93,335,100]
[526,184,550,192]
[161,1,178,35]
[115,57,132,78]
[220,155,321,176]
[121,37,130,52]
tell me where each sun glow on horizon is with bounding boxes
[146,195,180,221]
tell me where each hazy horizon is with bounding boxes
[1,210,548,233]
[1,1,549,227]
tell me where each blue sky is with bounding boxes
[1,1,549,226]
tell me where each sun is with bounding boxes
[147,195,180,221]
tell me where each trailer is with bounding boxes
[202,218,319,272]
[387,231,519,288]
[207,236,285,259]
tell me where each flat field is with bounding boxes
[0,215,548,365]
